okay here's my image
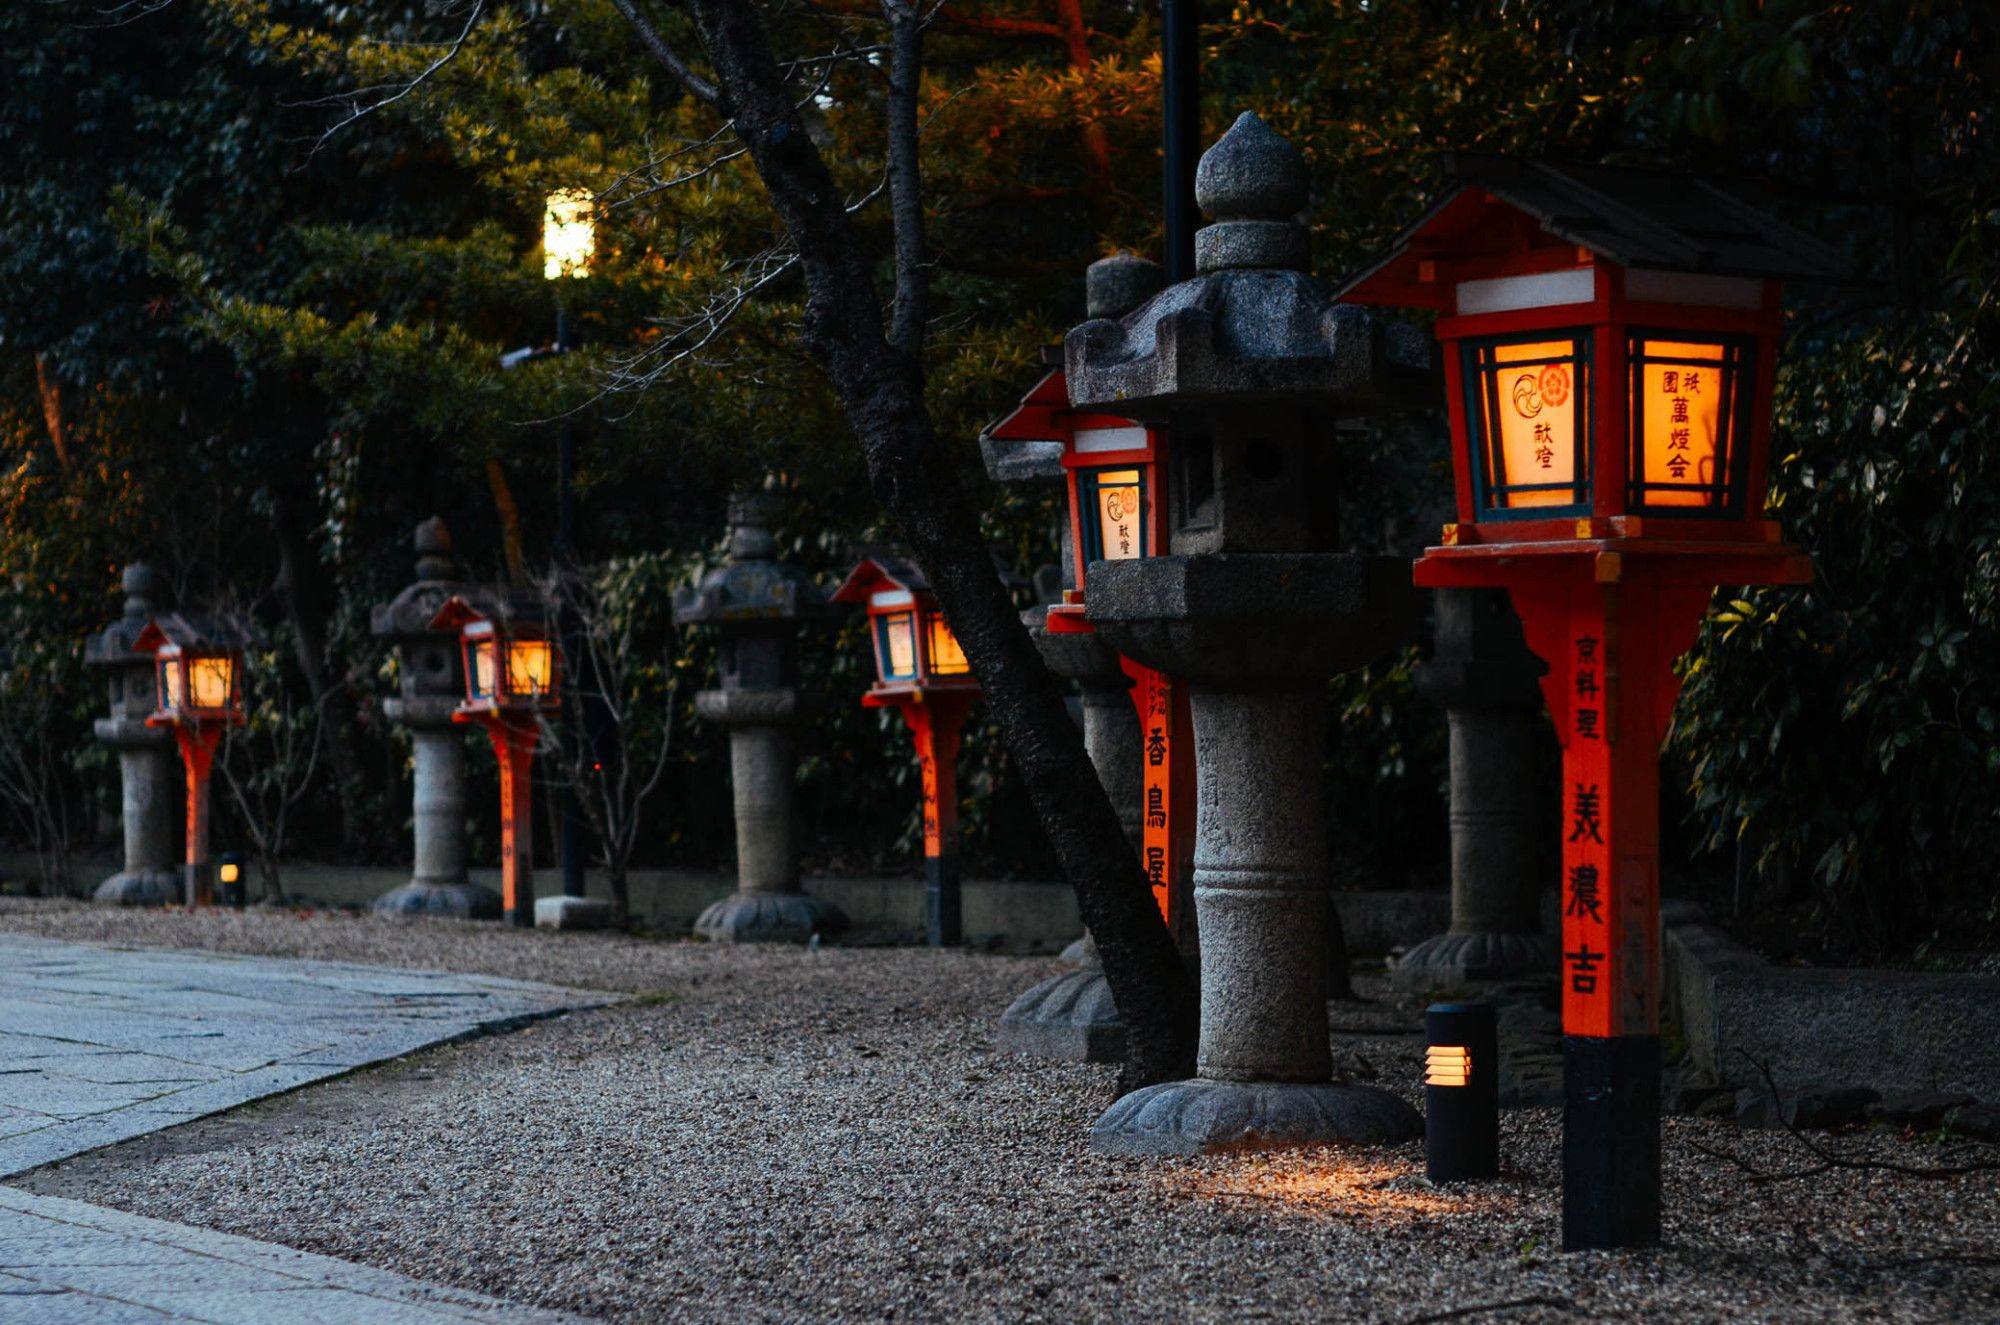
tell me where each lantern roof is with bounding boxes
[672,492,832,628]
[371,518,516,641]
[131,611,253,658]
[426,592,549,637]
[978,368,1070,484]
[831,545,1026,606]
[1336,153,1854,310]
[86,563,167,667]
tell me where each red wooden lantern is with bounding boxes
[832,550,979,947]
[134,617,246,909]
[431,597,558,926]
[1340,154,1848,1251]
[982,363,1194,934]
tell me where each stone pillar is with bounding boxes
[1395,588,1556,988]
[88,565,180,906]
[675,495,845,943]
[370,519,501,919]
[1068,113,1433,1154]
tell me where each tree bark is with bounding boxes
[666,0,1196,1091]
[266,485,367,847]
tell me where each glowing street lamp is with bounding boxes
[1424,1001,1498,1183]
[431,596,560,927]
[833,549,980,947]
[542,188,595,282]
[1340,153,1848,1249]
[133,616,246,908]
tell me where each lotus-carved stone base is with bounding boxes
[372,880,502,920]
[695,890,847,944]
[92,870,182,907]
[1391,930,1555,991]
[1089,1078,1422,1156]
[998,967,1125,1062]
[1057,934,1093,967]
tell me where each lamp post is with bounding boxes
[431,596,560,928]
[833,549,985,948]
[501,188,598,911]
[981,253,1199,1062]
[133,615,246,909]
[86,564,180,906]
[1338,153,1847,1248]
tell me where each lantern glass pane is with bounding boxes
[506,639,555,698]
[470,640,498,700]
[161,656,186,711]
[1078,467,1147,564]
[188,656,233,711]
[875,612,917,682]
[542,188,594,280]
[927,616,971,677]
[1463,334,1591,516]
[1628,335,1750,513]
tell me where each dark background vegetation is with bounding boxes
[0,1,1992,963]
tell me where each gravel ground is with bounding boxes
[5,899,1997,1324]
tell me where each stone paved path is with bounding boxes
[0,1187,588,1323]
[0,934,611,1178]
[0,934,611,1322]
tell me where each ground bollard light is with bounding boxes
[134,618,247,910]
[432,596,559,927]
[1424,1002,1499,1183]
[218,854,246,909]
[1341,154,1850,1249]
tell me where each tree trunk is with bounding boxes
[674,0,1196,1092]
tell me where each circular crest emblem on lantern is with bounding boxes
[1510,373,1543,419]
[1539,363,1571,408]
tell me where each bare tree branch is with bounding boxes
[296,0,488,160]
[606,0,722,108]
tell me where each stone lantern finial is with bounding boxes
[120,563,158,620]
[726,492,779,562]
[1194,112,1310,274]
[413,516,460,583]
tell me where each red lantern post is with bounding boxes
[1341,156,1847,1249]
[134,619,245,908]
[981,366,1196,943]
[832,551,981,947]
[431,597,560,928]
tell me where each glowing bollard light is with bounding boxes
[217,855,246,909]
[1424,1002,1499,1183]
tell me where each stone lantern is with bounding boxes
[1394,588,1556,988]
[86,564,180,906]
[370,519,505,919]
[982,255,1170,1062]
[1069,113,1431,1153]
[673,493,845,943]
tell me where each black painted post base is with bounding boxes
[1562,1034,1662,1250]
[926,854,962,948]
[505,904,532,929]
[183,860,215,909]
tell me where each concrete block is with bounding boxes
[533,895,613,931]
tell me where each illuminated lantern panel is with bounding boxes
[543,188,595,281]
[1463,334,1590,515]
[875,610,918,682]
[161,655,185,711]
[506,638,556,699]
[470,638,499,700]
[1628,335,1752,513]
[1077,466,1148,562]
[156,646,240,720]
[926,615,971,677]
[188,656,234,711]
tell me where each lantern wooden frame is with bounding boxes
[150,641,245,726]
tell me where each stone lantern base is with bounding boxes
[1089,1079,1423,1157]
[92,870,183,908]
[1392,930,1555,991]
[373,880,502,921]
[695,891,847,944]
[998,951,1125,1061]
